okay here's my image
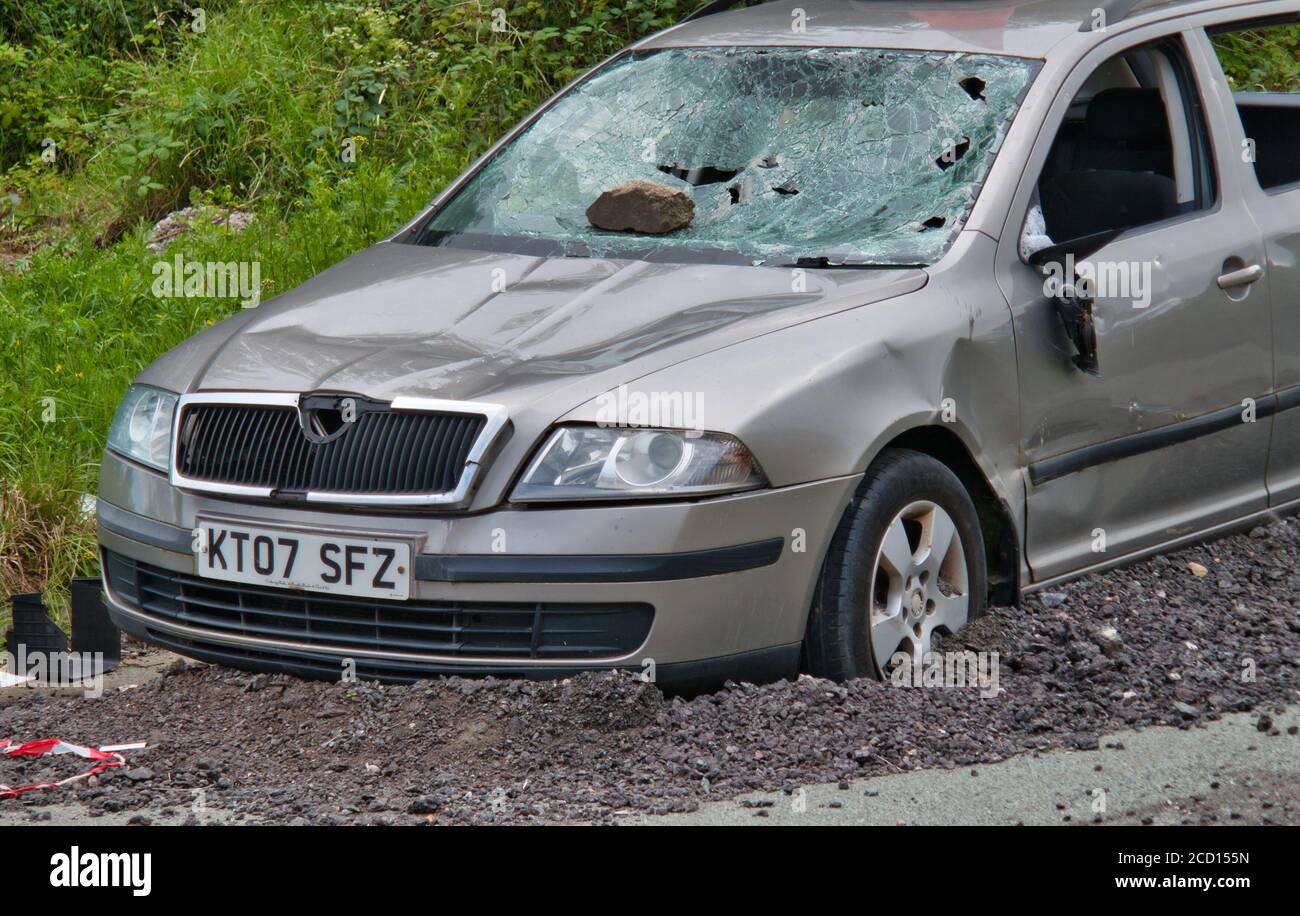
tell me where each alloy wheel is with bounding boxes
[867,500,970,674]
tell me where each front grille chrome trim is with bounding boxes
[169,391,509,507]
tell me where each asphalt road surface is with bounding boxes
[621,705,1299,825]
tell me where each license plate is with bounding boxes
[193,520,412,600]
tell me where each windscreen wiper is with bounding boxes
[778,256,927,270]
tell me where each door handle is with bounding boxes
[1217,264,1263,290]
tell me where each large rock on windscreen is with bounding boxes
[586,180,694,234]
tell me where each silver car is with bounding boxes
[97,0,1300,691]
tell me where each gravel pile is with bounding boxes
[3,520,1297,824]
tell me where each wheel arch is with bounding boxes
[872,425,1021,609]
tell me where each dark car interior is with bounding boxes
[1033,40,1214,245]
[1233,92,1300,190]
[1038,87,1180,242]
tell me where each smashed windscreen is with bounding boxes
[419,47,1038,266]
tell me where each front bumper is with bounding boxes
[98,450,857,689]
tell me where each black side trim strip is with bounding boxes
[1029,394,1280,486]
[97,500,192,553]
[1278,384,1300,413]
[414,537,785,583]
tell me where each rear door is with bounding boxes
[994,28,1272,582]
[1200,13,1300,506]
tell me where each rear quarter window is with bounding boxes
[1209,20,1300,190]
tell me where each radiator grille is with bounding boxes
[175,403,487,496]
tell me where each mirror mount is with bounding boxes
[1026,228,1122,378]
[1025,227,1123,271]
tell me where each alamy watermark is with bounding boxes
[3,647,106,698]
[152,253,261,307]
[595,383,704,433]
[889,650,1001,699]
[1042,254,1153,309]
[49,847,151,896]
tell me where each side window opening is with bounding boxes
[1024,37,1215,254]
[1208,18,1300,191]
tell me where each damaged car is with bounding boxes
[97,0,1300,691]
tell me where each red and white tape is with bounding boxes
[0,737,146,800]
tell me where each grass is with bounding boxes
[0,2,1294,632]
[0,0,692,629]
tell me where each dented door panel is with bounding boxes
[995,25,1273,581]
[1011,211,1272,580]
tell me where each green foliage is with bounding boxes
[0,1,224,168]
[1213,25,1300,92]
[0,1,207,53]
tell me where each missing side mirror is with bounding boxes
[1026,229,1122,379]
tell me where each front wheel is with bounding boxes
[804,448,987,681]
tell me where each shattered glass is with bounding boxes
[420,47,1038,266]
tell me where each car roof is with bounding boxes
[636,0,1247,59]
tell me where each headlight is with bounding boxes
[106,384,178,472]
[512,426,767,502]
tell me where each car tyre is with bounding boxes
[805,448,987,681]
